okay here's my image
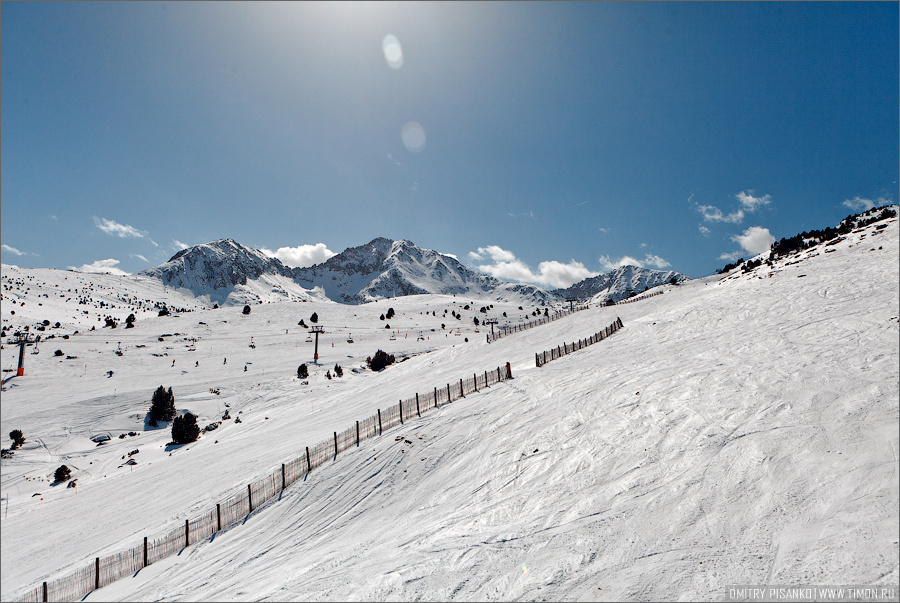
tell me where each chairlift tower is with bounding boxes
[309,326,325,363]
[483,317,499,336]
[12,334,34,376]
[565,297,578,312]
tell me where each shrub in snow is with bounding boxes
[172,412,199,444]
[297,364,309,379]
[380,313,385,320]
[54,465,71,483]
[298,319,307,328]
[310,312,318,323]
[158,307,169,316]
[326,370,332,380]
[9,429,25,450]
[242,305,251,315]
[386,307,395,319]
[334,364,343,377]
[54,349,64,357]
[367,349,395,372]
[149,386,176,424]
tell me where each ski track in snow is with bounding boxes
[2,216,898,601]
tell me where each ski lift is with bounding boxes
[30,342,39,355]
[305,336,313,343]
[346,334,354,343]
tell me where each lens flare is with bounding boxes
[401,121,426,153]
[382,34,403,69]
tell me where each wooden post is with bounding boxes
[474,373,478,391]
[400,400,403,424]
[248,484,253,513]
[506,362,512,379]
[43,581,47,602]
[378,409,382,434]
[356,420,360,446]
[95,557,99,590]
[143,536,148,568]
[446,383,451,402]
[306,446,311,473]
[282,463,286,491]
[416,393,420,417]
[216,503,221,532]
[497,367,501,382]
[185,519,190,548]
[334,431,338,457]
[460,378,465,397]
[485,371,488,386]
[434,386,438,407]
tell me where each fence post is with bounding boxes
[378,409,382,434]
[306,446,311,473]
[447,383,451,402]
[217,503,221,532]
[400,400,403,424]
[535,353,540,367]
[416,393,420,417]
[474,373,478,392]
[334,431,338,457]
[43,581,47,602]
[497,367,500,382]
[143,536,148,568]
[434,386,438,408]
[485,371,488,386]
[248,484,253,513]
[506,362,512,379]
[282,463,286,491]
[460,378,465,397]
[95,557,99,590]
[356,420,360,446]
[185,519,190,548]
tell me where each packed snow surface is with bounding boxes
[1,216,898,601]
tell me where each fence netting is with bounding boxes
[12,363,513,602]
[535,317,623,368]
[486,305,589,342]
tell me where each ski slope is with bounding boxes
[2,214,898,601]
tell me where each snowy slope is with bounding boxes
[2,212,898,601]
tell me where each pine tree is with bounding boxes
[310,312,318,323]
[54,465,71,483]
[149,385,176,424]
[242,305,251,315]
[171,413,199,445]
[9,430,24,450]
[297,364,308,379]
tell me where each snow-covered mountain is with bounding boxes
[553,265,689,303]
[291,237,560,305]
[138,239,324,306]
[138,237,684,308]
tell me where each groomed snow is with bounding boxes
[2,215,898,601]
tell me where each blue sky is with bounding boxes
[2,1,897,287]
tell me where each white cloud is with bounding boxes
[2,244,26,256]
[172,240,190,251]
[842,196,891,212]
[598,253,672,271]
[468,245,517,263]
[731,226,775,256]
[695,191,771,226]
[718,251,745,261]
[598,227,610,234]
[68,259,130,276]
[642,254,671,269]
[130,253,149,263]
[260,243,336,268]
[697,204,745,224]
[736,191,772,212]
[440,252,458,261]
[698,225,711,236]
[94,217,147,239]
[470,245,598,288]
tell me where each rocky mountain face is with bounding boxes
[553,265,689,303]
